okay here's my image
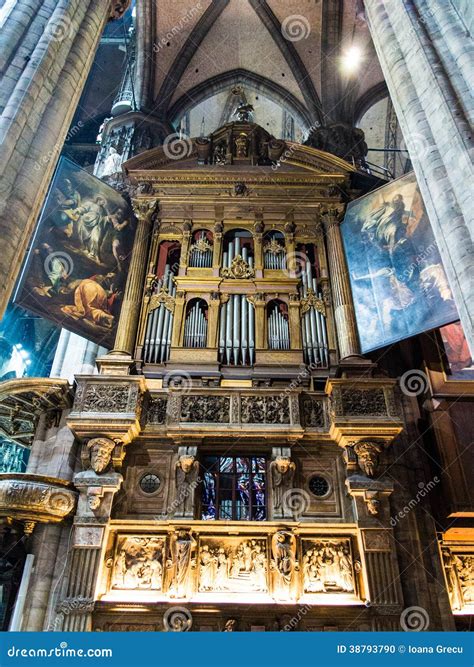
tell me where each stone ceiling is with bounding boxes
[142,0,387,132]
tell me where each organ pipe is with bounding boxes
[143,264,176,364]
[189,231,213,267]
[184,301,208,348]
[218,292,255,366]
[268,303,290,350]
[300,260,329,366]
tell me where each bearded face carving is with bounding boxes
[87,437,116,474]
[353,441,383,478]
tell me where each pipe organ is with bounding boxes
[26,120,432,636]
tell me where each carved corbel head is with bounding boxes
[177,454,195,474]
[364,491,380,516]
[87,487,104,511]
[353,441,383,478]
[274,456,292,475]
[85,437,116,474]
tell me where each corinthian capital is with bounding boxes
[131,198,159,224]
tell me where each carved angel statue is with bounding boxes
[174,454,199,517]
[270,456,296,513]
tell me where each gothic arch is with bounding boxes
[168,69,313,133]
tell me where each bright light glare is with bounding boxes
[341,46,363,73]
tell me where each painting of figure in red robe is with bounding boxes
[341,171,458,352]
[15,157,135,348]
[439,321,474,381]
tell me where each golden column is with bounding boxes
[111,199,158,357]
[323,206,360,359]
[288,293,302,349]
[179,221,192,275]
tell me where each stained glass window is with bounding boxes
[201,456,267,521]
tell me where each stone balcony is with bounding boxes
[0,473,77,529]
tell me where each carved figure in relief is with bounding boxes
[302,540,354,594]
[454,555,474,604]
[198,539,267,593]
[112,537,164,590]
[442,550,462,611]
[199,545,217,591]
[271,532,296,596]
[86,437,115,474]
[270,456,296,512]
[167,530,196,598]
[174,455,199,516]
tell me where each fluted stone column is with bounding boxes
[111,199,158,358]
[323,208,360,359]
[364,0,474,354]
[0,0,130,319]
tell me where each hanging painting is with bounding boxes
[15,157,135,348]
[341,171,458,352]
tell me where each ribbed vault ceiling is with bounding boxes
[143,0,386,132]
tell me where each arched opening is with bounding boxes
[188,229,213,268]
[156,240,181,278]
[267,299,290,350]
[183,298,208,348]
[263,231,286,270]
[142,241,180,364]
[223,229,254,269]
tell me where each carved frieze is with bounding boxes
[301,539,355,594]
[442,550,474,612]
[340,389,387,416]
[147,396,167,425]
[112,536,165,591]
[199,537,268,594]
[75,383,130,413]
[56,597,95,616]
[180,395,230,423]
[241,395,290,424]
[102,531,362,603]
[302,397,326,428]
